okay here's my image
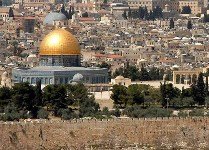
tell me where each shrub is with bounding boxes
[20,111,32,119]
[111,107,121,117]
[123,106,172,118]
[178,110,188,117]
[189,109,204,117]
[145,107,172,118]
[123,105,142,118]
[2,105,20,121]
[60,108,77,120]
[2,112,20,121]
[37,109,49,119]
[102,107,110,117]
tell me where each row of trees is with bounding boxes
[122,6,163,20]
[111,72,209,109]
[60,5,75,19]
[0,82,109,121]
[113,65,164,81]
[169,18,192,29]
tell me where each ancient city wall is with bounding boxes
[0,117,209,149]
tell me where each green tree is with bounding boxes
[2,104,20,121]
[66,83,89,106]
[43,85,68,116]
[97,62,111,81]
[124,65,140,81]
[160,82,180,107]
[34,79,42,106]
[37,108,49,119]
[122,10,127,19]
[148,10,155,20]
[153,6,163,19]
[68,6,73,19]
[111,85,128,107]
[61,4,66,14]
[11,82,35,111]
[12,41,18,56]
[128,7,132,19]
[187,20,192,29]
[138,6,145,19]
[192,72,206,105]
[148,67,163,80]
[0,86,11,110]
[144,6,149,20]
[149,88,161,104]
[204,69,209,95]
[113,67,124,78]
[60,4,70,19]
[181,6,191,14]
[203,14,209,22]
[79,96,100,118]
[113,65,140,81]
[31,79,43,118]
[169,18,174,29]
[127,84,144,105]
[9,7,14,17]
[139,66,150,81]
[82,12,88,17]
[111,107,121,117]
[60,108,76,120]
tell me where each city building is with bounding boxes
[179,0,204,14]
[127,0,179,12]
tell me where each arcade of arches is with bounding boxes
[173,70,201,85]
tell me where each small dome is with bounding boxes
[72,73,83,82]
[44,12,67,25]
[115,76,124,80]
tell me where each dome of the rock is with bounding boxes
[39,28,81,56]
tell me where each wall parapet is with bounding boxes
[0,116,207,125]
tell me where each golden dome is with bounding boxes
[39,28,80,56]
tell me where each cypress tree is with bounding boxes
[69,6,73,19]
[192,73,206,105]
[160,81,167,107]
[34,79,42,106]
[144,6,148,20]
[204,69,209,95]
[138,6,144,19]
[187,20,192,29]
[128,7,132,19]
[9,7,14,17]
[169,18,174,29]
[122,10,127,19]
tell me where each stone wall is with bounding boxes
[0,117,209,149]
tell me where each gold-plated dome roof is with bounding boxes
[39,28,80,55]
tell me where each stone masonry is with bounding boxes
[0,117,209,149]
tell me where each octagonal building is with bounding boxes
[12,28,108,86]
